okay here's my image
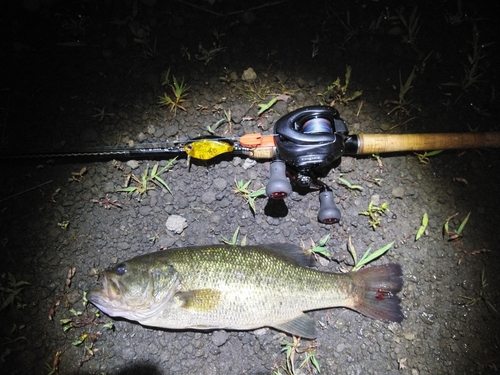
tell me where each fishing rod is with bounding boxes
[2,106,500,223]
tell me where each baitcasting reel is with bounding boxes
[266,106,349,224]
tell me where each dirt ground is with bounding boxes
[1,0,500,374]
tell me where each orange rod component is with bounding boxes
[239,133,276,148]
[356,132,500,154]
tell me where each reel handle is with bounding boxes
[266,160,292,199]
[318,188,341,224]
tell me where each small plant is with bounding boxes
[0,272,29,310]
[195,28,226,65]
[158,76,189,115]
[233,179,266,214]
[92,194,122,210]
[278,336,321,375]
[208,109,233,134]
[117,159,176,199]
[258,97,278,115]
[221,226,247,246]
[385,66,417,116]
[396,6,421,52]
[372,154,384,169]
[415,212,428,241]
[347,236,394,271]
[441,24,493,95]
[415,150,443,164]
[68,166,87,182]
[460,270,498,314]
[338,175,363,191]
[303,234,331,260]
[359,201,389,230]
[443,212,471,241]
[60,292,114,366]
[318,65,362,105]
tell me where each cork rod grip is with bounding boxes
[356,132,500,155]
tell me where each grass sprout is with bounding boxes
[304,234,331,260]
[222,226,247,246]
[443,212,471,241]
[338,175,363,191]
[415,212,428,241]
[415,150,443,164]
[117,159,176,199]
[158,76,189,115]
[386,66,417,116]
[359,201,389,230]
[460,270,498,314]
[318,65,362,105]
[233,179,266,214]
[348,236,394,271]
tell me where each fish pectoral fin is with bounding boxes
[272,313,318,339]
[175,289,221,312]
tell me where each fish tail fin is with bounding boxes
[351,263,404,323]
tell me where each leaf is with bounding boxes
[455,212,471,235]
[415,212,428,241]
[353,242,394,271]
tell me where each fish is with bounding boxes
[87,244,403,339]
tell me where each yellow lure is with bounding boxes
[183,139,234,160]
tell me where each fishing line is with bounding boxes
[301,118,333,134]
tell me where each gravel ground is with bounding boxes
[2,1,500,374]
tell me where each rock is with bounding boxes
[166,215,188,234]
[241,67,257,82]
[127,160,140,169]
[242,159,257,170]
[211,331,229,347]
[392,186,405,199]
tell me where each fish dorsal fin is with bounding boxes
[176,289,222,312]
[272,313,318,339]
[260,243,315,267]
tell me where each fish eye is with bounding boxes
[116,263,127,275]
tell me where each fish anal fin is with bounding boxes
[176,289,221,312]
[272,313,318,339]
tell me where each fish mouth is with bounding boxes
[86,272,174,322]
[87,273,126,318]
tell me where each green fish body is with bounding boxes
[87,244,403,338]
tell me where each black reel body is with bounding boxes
[274,106,348,177]
[266,106,348,224]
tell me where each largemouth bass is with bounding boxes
[87,244,403,338]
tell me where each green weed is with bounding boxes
[208,109,233,134]
[348,236,394,271]
[278,336,321,375]
[443,212,471,241]
[460,270,498,314]
[0,272,29,310]
[304,234,331,260]
[233,179,266,214]
[158,76,189,115]
[386,66,417,116]
[415,150,443,164]
[359,201,389,230]
[222,226,247,246]
[338,175,363,191]
[415,212,428,241]
[117,159,176,199]
[318,65,362,105]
